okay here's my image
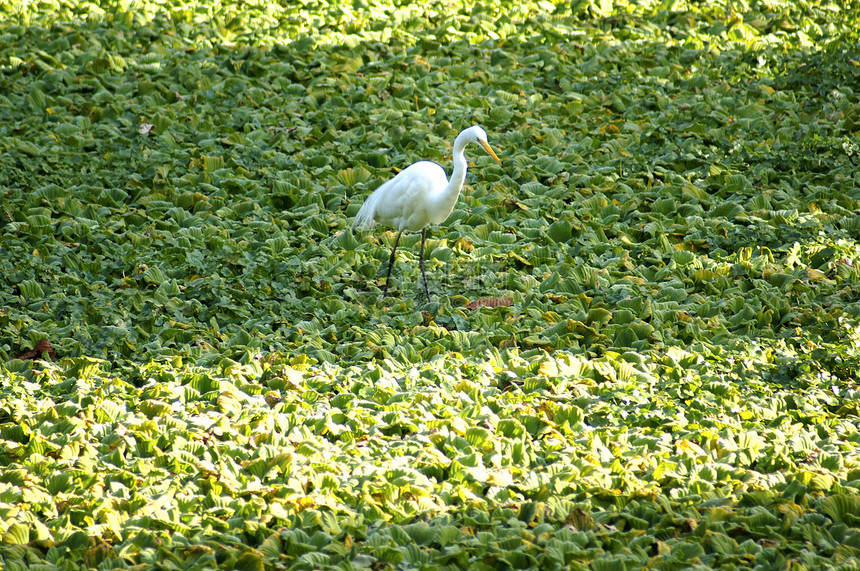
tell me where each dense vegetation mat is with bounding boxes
[2,0,860,568]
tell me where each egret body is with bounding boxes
[353,126,501,300]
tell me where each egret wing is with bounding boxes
[354,161,447,232]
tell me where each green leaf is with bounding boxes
[2,522,29,545]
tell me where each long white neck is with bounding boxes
[447,132,470,194]
[429,131,471,223]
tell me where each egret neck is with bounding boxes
[428,132,471,225]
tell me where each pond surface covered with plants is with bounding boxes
[2,0,860,568]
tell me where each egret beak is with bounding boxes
[481,141,502,165]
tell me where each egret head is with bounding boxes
[460,126,501,165]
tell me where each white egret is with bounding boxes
[353,126,501,300]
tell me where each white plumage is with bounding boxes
[353,126,501,300]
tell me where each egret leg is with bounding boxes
[383,231,402,297]
[419,228,431,301]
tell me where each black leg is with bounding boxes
[383,231,402,297]
[420,228,430,301]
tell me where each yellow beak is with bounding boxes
[481,141,502,165]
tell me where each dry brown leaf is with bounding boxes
[16,339,56,361]
[465,297,513,310]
